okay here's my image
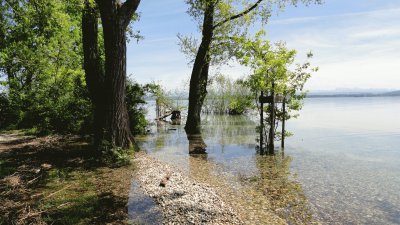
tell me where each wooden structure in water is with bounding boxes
[155,98,181,122]
[155,98,167,120]
[259,87,287,155]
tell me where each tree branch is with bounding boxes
[213,0,264,29]
[119,0,140,27]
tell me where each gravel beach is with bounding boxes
[133,152,243,224]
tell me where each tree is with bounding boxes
[82,0,140,149]
[203,74,253,114]
[235,32,318,154]
[82,0,105,146]
[180,0,321,136]
[0,0,91,133]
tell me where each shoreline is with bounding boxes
[1,133,315,225]
[132,151,242,224]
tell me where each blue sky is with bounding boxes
[126,0,400,92]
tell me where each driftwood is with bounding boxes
[156,112,172,121]
[171,110,181,120]
[159,172,171,187]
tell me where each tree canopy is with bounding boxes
[235,31,318,149]
[181,0,321,137]
[0,0,90,133]
[0,0,147,141]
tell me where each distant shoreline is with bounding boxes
[143,91,400,101]
[307,91,400,98]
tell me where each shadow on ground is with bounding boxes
[0,135,132,225]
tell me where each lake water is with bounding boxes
[134,97,400,224]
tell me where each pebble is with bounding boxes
[133,152,243,224]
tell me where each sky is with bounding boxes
[126,0,400,92]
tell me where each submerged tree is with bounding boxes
[236,32,318,154]
[82,0,140,149]
[180,0,321,136]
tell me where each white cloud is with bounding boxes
[306,58,400,90]
[266,7,400,90]
[127,4,400,92]
[269,16,320,25]
[349,28,400,39]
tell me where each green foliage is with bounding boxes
[235,32,318,139]
[204,74,253,114]
[99,140,133,167]
[0,0,91,134]
[180,0,322,66]
[144,82,173,108]
[143,81,187,114]
[0,93,17,129]
[39,168,102,225]
[126,81,148,135]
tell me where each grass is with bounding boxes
[37,170,98,224]
[0,134,135,225]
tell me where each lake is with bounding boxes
[134,97,400,224]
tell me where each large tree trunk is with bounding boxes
[96,0,139,149]
[184,0,265,136]
[103,24,132,148]
[82,0,140,150]
[82,1,105,147]
[185,3,214,135]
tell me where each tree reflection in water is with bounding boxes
[188,134,207,154]
[242,154,317,224]
[136,115,316,224]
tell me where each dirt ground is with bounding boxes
[0,133,135,225]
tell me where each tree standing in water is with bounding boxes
[180,0,321,137]
[235,32,318,154]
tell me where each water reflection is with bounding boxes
[287,97,400,225]
[188,135,207,154]
[128,181,163,224]
[137,98,400,225]
[136,114,315,224]
[250,154,315,224]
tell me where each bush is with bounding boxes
[126,81,148,135]
[0,93,12,129]
[99,140,133,167]
[0,76,92,135]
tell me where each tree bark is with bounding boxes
[82,0,140,149]
[185,3,214,135]
[82,1,105,147]
[281,95,286,149]
[95,0,140,149]
[185,1,263,136]
[268,83,275,155]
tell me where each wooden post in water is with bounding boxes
[281,95,286,149]
[268,82,275,155]
[156,98,160,120]
[260,91,264,155]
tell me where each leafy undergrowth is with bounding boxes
[0,135,135,225]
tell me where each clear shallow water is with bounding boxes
[128,181,163,224]
[135,97,400,224]
[286,97,400,224]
